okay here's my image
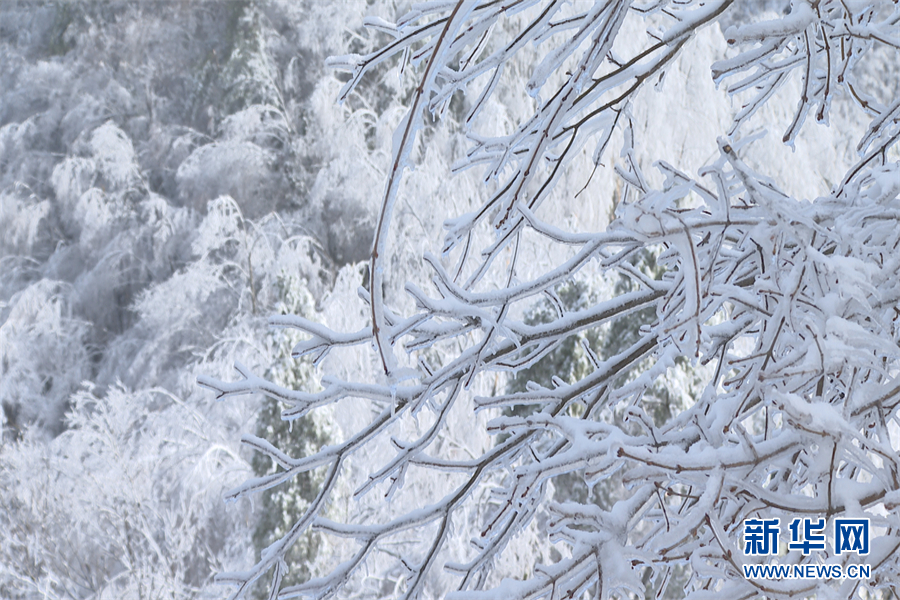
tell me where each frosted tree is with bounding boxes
[196,0,899,598]
[0,380,261,600]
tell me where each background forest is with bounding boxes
[1,2,381,597]
[1,1,898,599]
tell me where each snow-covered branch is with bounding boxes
[213,1,900,598]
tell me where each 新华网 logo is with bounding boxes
[740,517,871,581]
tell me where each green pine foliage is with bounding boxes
[504,249,696,599]
[508,279,603,396]
[602,247,683,427]
[251,273,329,594]
[505,249,674,504]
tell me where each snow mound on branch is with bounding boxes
[176,140,276,217]
[89,121,141,191]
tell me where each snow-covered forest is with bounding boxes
[1,1,899,599]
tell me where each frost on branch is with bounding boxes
[202,1,900,599]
